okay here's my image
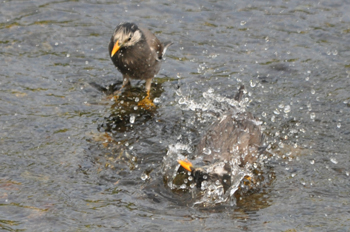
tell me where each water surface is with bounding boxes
[1,0,350,231]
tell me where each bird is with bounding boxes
[177,86,266,193]
[108,22,172,109]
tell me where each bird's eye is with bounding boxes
[127,36,132,41]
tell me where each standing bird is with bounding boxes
[108,22,172,109]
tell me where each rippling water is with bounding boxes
[1,0,350,231]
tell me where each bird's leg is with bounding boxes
[112,77,130,100]
[138,78,155,109]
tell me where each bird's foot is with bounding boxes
[138,97,155,110]
[112,95,119,101]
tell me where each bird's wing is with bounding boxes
[140,27,163,60]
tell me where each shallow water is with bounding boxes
[1,0,350,231]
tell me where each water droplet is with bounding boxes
[284,105,291,113]
[310,160,315,165]
[273,109,280,115]
[203,148,212,155]
[337,123,341,128]
[271,115,275,122]
[310,112,315,120]
[311,89,315,94]
[85,61,89,65]
[240,21,246,26]
[203,175,208,180]
[141,173,149,181]
[130,115,135,124]
[278,142,284,148]
[153,97,161,103]
[134,97,139,103]
[178,98,186,105]
[330,158,338,164]
[262,112,266,117]
[207,88,214,93]
[66,54,70,57]
[250,80,256,87]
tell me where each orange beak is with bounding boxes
[111,40,120,57]
[178,159,193,172]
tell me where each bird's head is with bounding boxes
[110,22,143,57]
[178,159,232,191]
[177,159,209,188]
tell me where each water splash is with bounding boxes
[162,88,266,206]
[162,142,258,206]
[175,88,248,116]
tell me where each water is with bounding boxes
[1,0,350,231]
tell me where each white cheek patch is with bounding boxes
[130,30,142,44]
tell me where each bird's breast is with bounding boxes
[112,44,160,80]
